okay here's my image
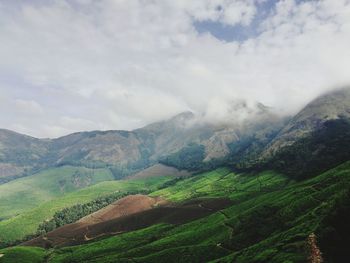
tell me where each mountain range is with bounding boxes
[0,101,284,183]
[2,88,349,183]
[0,87,350,263]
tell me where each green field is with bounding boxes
[0,246,45,263]
[0,166,114,221]
[0,176,173,243]
[150,167,289,202]
[1,162,349,262]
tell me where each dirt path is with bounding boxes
[198,203,213,211]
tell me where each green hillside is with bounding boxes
[0,246,45,263]
[2,162,349,262]
[0,176,173,243]
[0,166,114,221]
[260,118,350,180]
[150,168,288,202]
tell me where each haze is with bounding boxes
[0,0,349,138]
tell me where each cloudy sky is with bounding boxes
[0,0,349,138]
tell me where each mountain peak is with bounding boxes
[169,111,195,121]
[261,87,350,157]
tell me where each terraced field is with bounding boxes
[2,162,349,262]
[150,167,289,202]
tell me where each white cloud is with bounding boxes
[0,0,349,138]
[172,0,257,26]
[221,1,257,26]
[14,99,44,115]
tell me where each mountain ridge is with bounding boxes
[0,105,283,183]
[261,87,350,157]
[1,87,350,183]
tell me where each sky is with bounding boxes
[0,0,349,138]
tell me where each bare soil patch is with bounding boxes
[79,194,168,224]
[23,196,231,249]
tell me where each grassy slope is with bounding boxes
[0,166,114,221]
[17,161,348,263]
[150,167,289,202]
[1,162,349,262]
[0,247,45,263]
[0,176,172,243]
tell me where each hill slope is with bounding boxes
[0,176,173,243]
[0,129,49,183]
[254,87,350,179]
[262,87,350,157]
[0,166,114,221]
[2,162,349,262]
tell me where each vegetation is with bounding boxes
[36,190,147,235]
[160,143,206,171]
[150,168,288,202]
[0,176,173,244]
[0,246,45,263]
[317,189,350,262]
[2,162,348,262]
[0,166,114,221]
[260,118,350,180]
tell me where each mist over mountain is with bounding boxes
[2,87,349,184]
[0,98,285,183]
[254,87,350,179]
[262,87,350,157]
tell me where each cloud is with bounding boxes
[0,0,349,138]
[14,99,44,115]
[172,0,257,26]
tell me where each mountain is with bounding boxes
[256,87,350,179]
[0,114,203,182]
[262,87,350,157]
[0,106,285,183]
[0,129,49,182]
[2,88,349,184]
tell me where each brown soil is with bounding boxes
[79,194,169,224]
[127,164,191,180]
[23,196,231,249]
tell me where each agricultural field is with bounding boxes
[1,161,349,262]
[150,167,289,202]
[0,247,45,263]
[0,175,173,243]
